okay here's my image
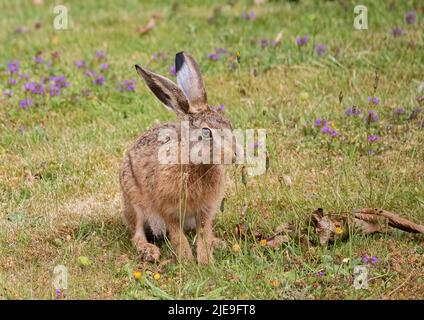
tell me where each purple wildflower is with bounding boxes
[18,72,30,80]
[315,118,322,127]
[319,122,339,138]
[345,106,362,116]
[151,52,158,61]
[315,44,326,56]
[19,97,33,109]
[207,53,220,61]
[367,135,380,142]
[51,51,60,60]
[3,89,13,98]
[393,107,405,116]
[33,55,44,64]
[8,78,17,86]
[210,104,225,112]
[7,60,20,74]
[169,65,176,77]
[362,255,369,264]
[124,80,136,91]
[261,38,270,49]
[51,75,70,88]
[55,289,61,300]
[315,118,327,127]
[49,86,61,96]
[96,50,107,61]
[74,60,86,69]
[14,26,29,34]
[321,125,332,134]
[366,110,378,123]
[215,48,228,54]
[371,256,378,265]
[242,10,256,21]
[100,63,109,71]
[409,107,422,120]
[296,35,309,46]
[93,75,105,86]
[31,83,45,95]
[390,27,404,37]
[367,96,379,105]
[405,11,416,25]
[23,82,36,92]
[85,69,95,77]
[318,271,325,277]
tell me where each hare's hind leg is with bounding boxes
[123,195,160,262]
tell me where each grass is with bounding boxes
[0,0,423,299]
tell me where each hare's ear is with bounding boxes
[135,64,190,115]
[175,52,208,113]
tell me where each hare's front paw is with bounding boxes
[197,250,213,265]
[196,240,215,265]
[137,243,161,262]
[174,243,194,262]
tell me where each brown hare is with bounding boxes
[120,52,235,264]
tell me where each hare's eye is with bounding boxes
[202,128,212,139]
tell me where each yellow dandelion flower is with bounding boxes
[335,227,343,235]
[133,271,142,280]
[236,51,241,63]
[232,243,241,253]
[153,273,161,280]
[270,279,280,287]
[260,239,267,247]
[51,36,60,45]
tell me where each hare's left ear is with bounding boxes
[175,52,208,113]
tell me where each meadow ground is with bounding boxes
[0,0,423,299]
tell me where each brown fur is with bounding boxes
[120,52,233,264]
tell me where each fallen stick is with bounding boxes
[354,208,424,234]
[309,208,423,246]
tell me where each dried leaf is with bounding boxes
[241,203,248,216]
[282,175,292,187]
[137,18,156,35]
[312,213,336,246]
[235,222,262,240]
[275,222,293,234]
[267,235,290,249]
[273,31,283,45]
